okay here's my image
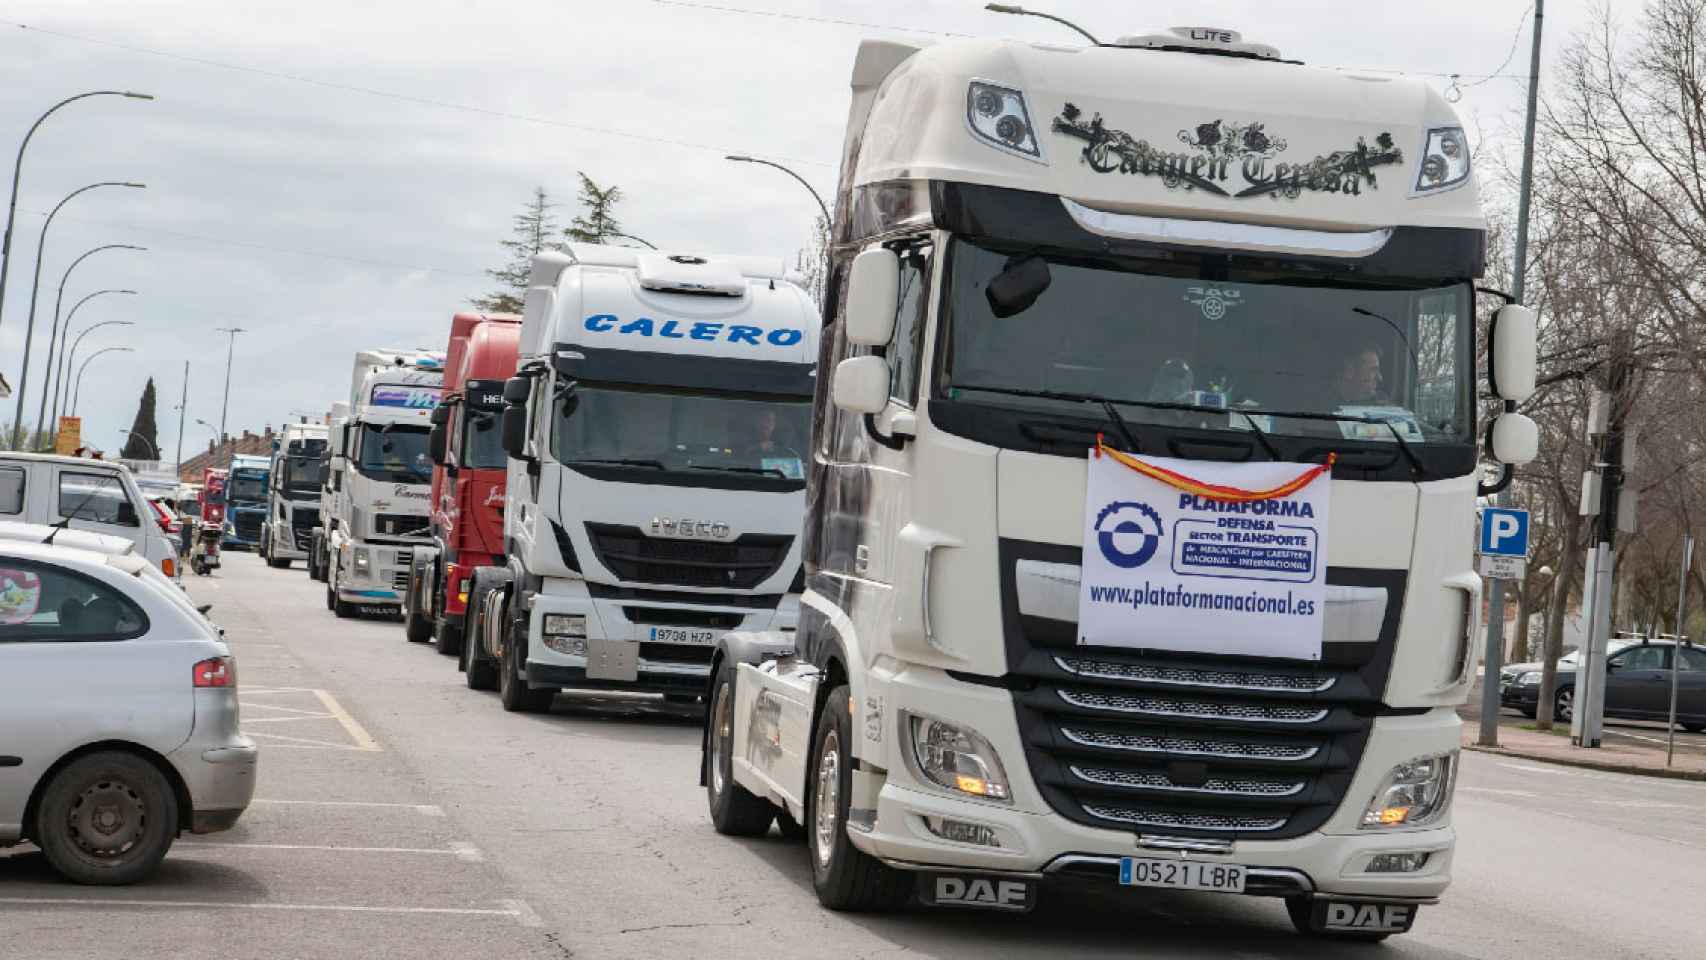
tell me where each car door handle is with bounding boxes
[0,756,22,767]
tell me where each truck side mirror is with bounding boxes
[318,463,330,486]
[429,405,451,427]
[832,355,891,415]
[502,376,532,405]
[844,248,899,346]
[502,406,530,460]
[1489,304,1537,401]
[428,422,448,466]
[1488,412,1538,465]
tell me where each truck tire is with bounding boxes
[33,751,179,886]
[325,581,336,611]
[257,529,269,562]
[705,658,776,837]
[808,684,910,912]
[462,570,502,691]
[435,619,463,658]
[499,603,555,713]
[1285,896,1392,943]
[329,563,356,619]
[309,532,327,582]
[402,565,432,644]
[268,555,291,570]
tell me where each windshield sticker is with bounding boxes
[1335,405,1424,442]
[371,385,442,410]
[1053,104,1402,200]
[1183,286,1243,321]
[761,456,804,480]
[583,314,804,347]
[0,569,42,625]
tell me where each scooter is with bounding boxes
[189,521,223,576]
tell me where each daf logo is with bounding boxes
[650,517,733,540]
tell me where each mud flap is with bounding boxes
[917,873,1038,913]
[1313,899,1419,935]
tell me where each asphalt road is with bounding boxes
[4,552,1704,959]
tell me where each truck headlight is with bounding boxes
[1517,671,1540,686]
[966,81,1041,160]
[542,614,586,637]
[1414,125,1470,192]
[1361,752,1456,829]
[907,714,1012,802]
[353,547,370,574]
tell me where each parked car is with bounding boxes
[1498,639,1638,692]
[1500,639,1706,730]
[0,534,255,884]
[0,452,181,579]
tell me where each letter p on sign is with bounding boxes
[1479,507,1530,558]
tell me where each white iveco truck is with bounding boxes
[261,420,329,568]
[702,26,1538,941]
[321,350,444,618]
[462,244,817,714]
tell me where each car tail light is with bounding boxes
[193,656,235,688]
[163,557,177,578]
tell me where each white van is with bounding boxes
[0,453,180,579]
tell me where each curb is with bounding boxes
[1463,744,1706,782]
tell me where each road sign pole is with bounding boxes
[1668,535,1692,767]
[1477,507,1531,747]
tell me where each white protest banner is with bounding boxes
[1077,445,1332,661]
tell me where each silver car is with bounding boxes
[0,534,256,884]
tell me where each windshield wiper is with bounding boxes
[564,458,666,470]
[686,464,789,478]
[1232,407,1427,478]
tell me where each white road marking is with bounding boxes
[0,897,530,923]
[244,731,374,751]
[242,714,337,723]
[248,799,446,817]
[1460,786,1540,798]
[313,688,382,751]
[175,841,476,857]
[242,701,337,717]
[449,841,485,863]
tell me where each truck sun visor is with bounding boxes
[551,346,814,397]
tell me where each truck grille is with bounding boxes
[233,511,263,541]
[376,513,430,538]
[999,543,1403,843]
[585,524,791,590]
[291,509,318,550]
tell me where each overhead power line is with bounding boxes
[649,0,977,37]
[2,19,832,169]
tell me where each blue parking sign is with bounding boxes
[1479,507,1530,557]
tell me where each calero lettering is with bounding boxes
[583,314,803,347]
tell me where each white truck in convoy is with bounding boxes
[462,245,817,713]
[260,420,329,569]
[319,351,444,618]
[700,26,1538,941]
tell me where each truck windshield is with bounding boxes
[227,472,267,503]
[355,424,433,484]
[463,409,506,470]
[551,384,811,485]
[940,238,1474,447]
[281,455,325,492]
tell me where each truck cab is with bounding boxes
[322,352,443,618]
[261,422,329,569]
[703,27,1538,939]
[401,312,520,654]
[221,454,270,551]
[461,245,817,713]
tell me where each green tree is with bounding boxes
[474,186,560,314]
[565,172,624,244]
[120,377,160,460]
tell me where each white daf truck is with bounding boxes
[260,420,329,569]
[462,245,816,713]
[321,351,444,618]
[700,26,1538,941]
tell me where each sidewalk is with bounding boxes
[1460,722,1706,781]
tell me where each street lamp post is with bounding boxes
[58,319,135,439]
[10,181,147,447]
[726,155,832,305]
[35,245,145,443]
[50,290,138,441]
[0,90,152,341]
[118,428,158,460]
[610,232,658,250]
[214,327,246,441]
[72,346,133,416]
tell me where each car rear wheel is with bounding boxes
[1555,686,1574,723]
[34,751,179,886]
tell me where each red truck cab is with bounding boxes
[402,313,520,655]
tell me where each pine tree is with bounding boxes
[474,186,560,314]
[565,173,624,245]
[121,378,160,460]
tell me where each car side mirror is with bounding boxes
[502,406,530,460]
[832,355,891,415]
[1490,304,1537,402]
[844,248,899,346]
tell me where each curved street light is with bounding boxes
[11,180,147,447]
[48,289,137,441]
[983,4,1101,44]
[38,247,144,443]
[55,319,135,445]
[0,90,152,339]
[610,232,658,250]
[118,428,158,460]
[72,346,133,417]
[726,155,832,306]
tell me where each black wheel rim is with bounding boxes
[66,778,147,861]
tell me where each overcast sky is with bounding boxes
[0,0,1631,463]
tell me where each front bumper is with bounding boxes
[848,666,1459,901]
[336,540,415,607]
[1499,683,1538,710]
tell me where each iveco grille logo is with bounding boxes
[650,517,733,540]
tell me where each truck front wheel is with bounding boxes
[402,557,433,644]
[808,684,910,912]
[462,572,502,691]
[498,610,555,713]
[705,658,775,837]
